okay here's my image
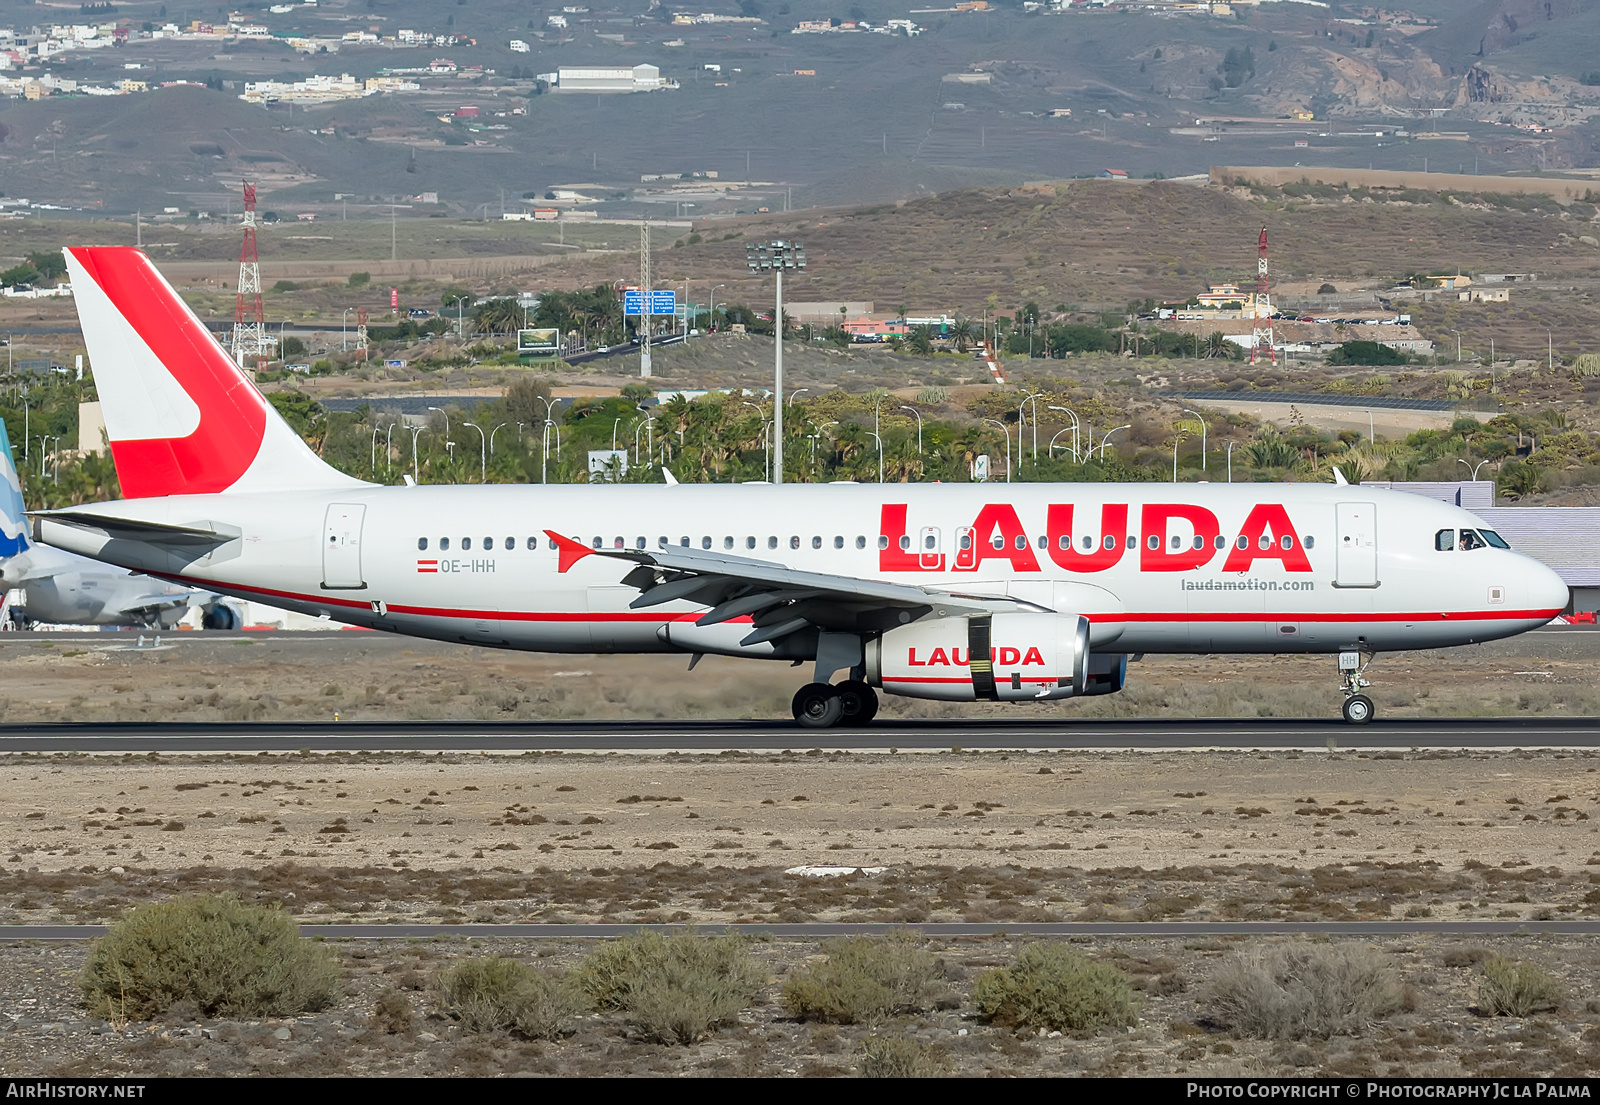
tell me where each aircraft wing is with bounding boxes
[546,530,1028,647]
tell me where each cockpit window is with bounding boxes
[1435,529,1454,552]
[1480,529,1510,549]
[1459,528,1487,551]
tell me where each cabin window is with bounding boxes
[1059,535,1071,551]
[590,537,602,549]
[1036,535,1047,550]
[462,537,473,551]
[636,537,647,550]
[746,536,757,550]
[1193,535,1205,551]
[1434,529,1454,551]
[547,538,558,550]
[1258,535,1271,551]
[1459,529,1487,551]
[504,537,514,550]
[1236,535,1249,551]
[877,535,890,550]
[835,536,845,549]
[440,537,450,551]
[900,535,912,551]
[1015,535,1028,551]
[417,537,428,551]
[1126,535,1137,550]
[485,537,494,550]
[793,536,803,550]
[1104,535,1117,551]
[658,537,669,548]
[991,534,1005,550]
[856,536,867,549]
[1481,529,1510,549]
[1083,536,1094,550]
[1147,535,1160,551]
[1170,535,1181,550]
[1213,535,1226,550]
[614,537,625,549]
[1304,535,1315,550]
[768,536,779,550]
[702,537,712,549]
[924,534,936,550]
[960,534,973,551]
[812,536,822,549]
[527,537,538,551]
[724,537,735,550]
[1280,535,1294,551]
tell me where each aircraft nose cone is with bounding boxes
[1530,562,1569,617]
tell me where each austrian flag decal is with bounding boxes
[416,560,438,573]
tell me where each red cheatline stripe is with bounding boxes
[885,676,974,685]
[149,572,1562,628]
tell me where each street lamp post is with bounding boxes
[899,405,923,459]
[384,423,395,478]
[1100,424,1130,462]
[1172,429,1185,483]
[488,422,510,457]
[1182,408,1207,472]
[709,284,724,332]
[874,396,891,483]
[463,422,487,481]
[745,240,806,485]
[1048,405,1079,461]
[790,388,809,407]
[982,418,1011,483]
[406,425,424,483]
[1227,440,1236,484]
[427,406,450,446]
[343,308,351,352]
[1018,392,1042,462]
[370,424,383,474]
[1458,457,1488,481]
[1450,329,1462,363]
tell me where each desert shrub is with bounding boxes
[1573,353,1600,378]
[1203,943,1401,1040]
[79,894,339,1021]
[782,935,948,1025]
[1477,956,1561,1016]
[578,930,763,1044]
[973,944,1138,1033]
[858,1033,947,1078]
[371,986,414,1034]
[435,957,584,1038]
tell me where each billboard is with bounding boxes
[587,449,628,482]
[516,328,560,359]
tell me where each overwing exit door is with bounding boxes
[918,526,943,570]
[322,503,366,590]
[1335,502,1378,588]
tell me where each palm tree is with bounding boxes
[949,317,975,353]
[1204,331,1231,359]
[907,326,935,357]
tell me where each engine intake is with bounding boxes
[866,612,1090,702]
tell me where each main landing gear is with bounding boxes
[1339,650,1375,725]
[792,680,880,729]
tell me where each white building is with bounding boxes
[508,39,529,52]
[555,64,670,93]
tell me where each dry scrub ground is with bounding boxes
[3,632,1600,1075]
[6,629,1600,725]
[2,934,1598,1077]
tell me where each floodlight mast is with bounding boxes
[745,240,805,484]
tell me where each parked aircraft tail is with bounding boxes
[63,247,367,498]
[0,417,28,558]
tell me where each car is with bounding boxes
[596,345,610,353]
[407,308,433,320]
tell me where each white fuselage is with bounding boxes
[38,482,1569,664]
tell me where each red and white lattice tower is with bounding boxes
[355,306,369,361]
[230,181,271,370]
[1249,225,1276,365]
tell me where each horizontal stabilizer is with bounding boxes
[32,511,240,547]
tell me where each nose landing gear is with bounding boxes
[1339,650,1375,724]
[791,680,880,729]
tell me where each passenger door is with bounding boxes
[1335,502,1378,588]
[322,504,366,590]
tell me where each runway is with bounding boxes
[5,920,1600,941]
[1,716,1599,753]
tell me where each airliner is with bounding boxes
[31,248,1570,726]
[0,416,225,629]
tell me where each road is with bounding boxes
[4,920,1598,941]
[1,717,1598,753]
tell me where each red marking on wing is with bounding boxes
[70,247,268,498]
[544,529,593,573]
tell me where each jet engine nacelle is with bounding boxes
[1082,652,1128,697]
[866,612,1090,702]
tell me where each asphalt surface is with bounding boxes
[1,717,1599,753]
[3,920,1598,941]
